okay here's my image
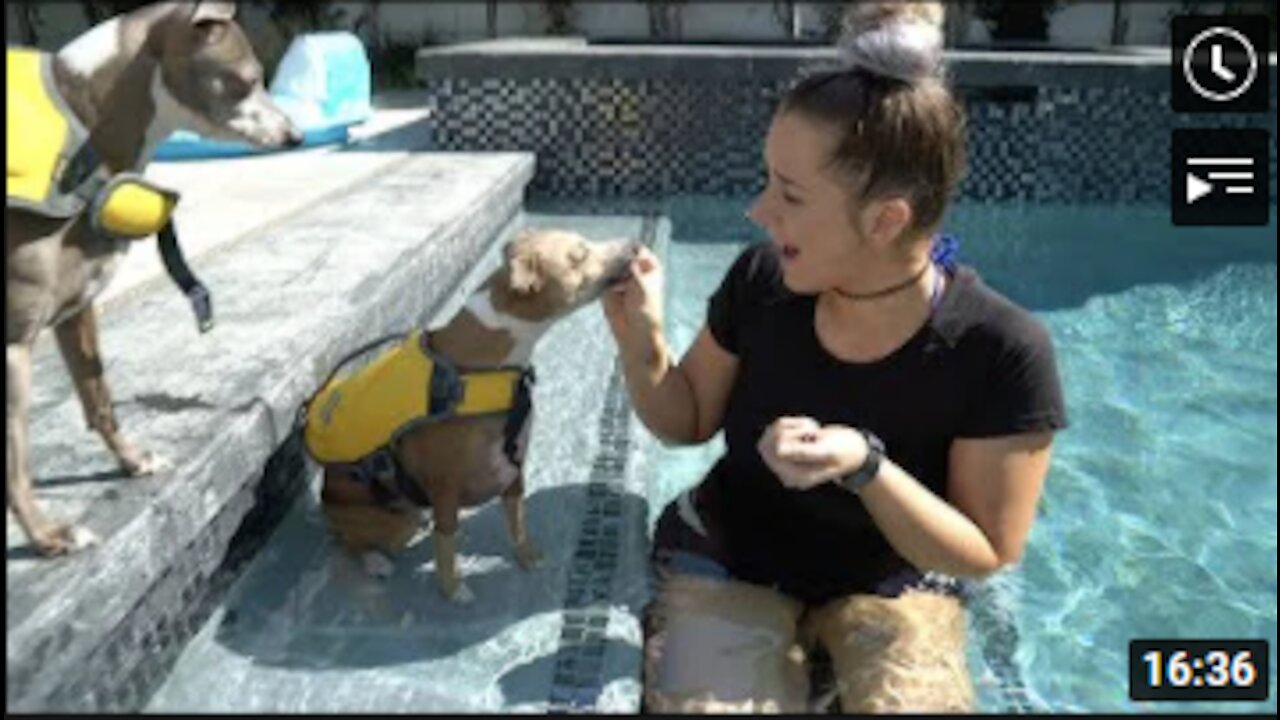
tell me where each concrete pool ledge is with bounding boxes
[418,38,1279,88]
[98,91,436,310]
[5,147,536,711]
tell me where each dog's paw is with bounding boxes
[444,581,475,606]
[68,525,101,551]
[361,551,395,578]
[407,521,433,548]
[32,523,100,556]
[515,541,543,571]
[121,450,172,477]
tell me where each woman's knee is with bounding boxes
[643,573,809,713]
[808,589,975,713]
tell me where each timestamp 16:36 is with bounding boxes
[1130,639,1269,701]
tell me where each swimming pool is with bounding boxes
[651,198,1278,713]
[144,197,1276,712]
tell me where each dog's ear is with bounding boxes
[503,230,543,295]
[504,229,538,257]
[508,252,543,296]
[191,1,237,25]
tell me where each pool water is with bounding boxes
[144,198,1274,713]
[649,200,1278,713]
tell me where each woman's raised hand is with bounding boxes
[602,245,666,361]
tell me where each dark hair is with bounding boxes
[779,40,966,237]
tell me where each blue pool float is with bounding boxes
[154,32,372,160]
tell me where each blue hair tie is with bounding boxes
[930,232,960,274]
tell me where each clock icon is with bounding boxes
[1171,15,1270,113]
[1183,26,1258,102]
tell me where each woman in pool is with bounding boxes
[602,2,1067,713]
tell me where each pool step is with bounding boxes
[5,148,535,712]
[142,211,664,712]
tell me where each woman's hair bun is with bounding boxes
[837,2,946,84]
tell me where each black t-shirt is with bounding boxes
[693,242,1068,604]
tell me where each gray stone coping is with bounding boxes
[101,96,435,310]
[418,38,1278,88]
[6,150,535,711]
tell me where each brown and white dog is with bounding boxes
[318,229,641,604]
[6,2,301,556]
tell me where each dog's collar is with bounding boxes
[463,288,550,364]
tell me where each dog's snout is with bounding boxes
[603,242,643,287]
[283,127,305,148]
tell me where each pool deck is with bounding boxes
[98,92,436,309]
[4,93,656,712]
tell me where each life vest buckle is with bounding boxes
[425,350,464,421]
[364,448,398,483]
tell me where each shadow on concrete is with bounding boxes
[128,392,219,414]
[6,545,52,562]
[207,482,650,672]
[31,467,130,490]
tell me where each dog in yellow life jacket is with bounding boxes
[7,47,179,239]
[6,2,302,559]
[312,229,642,604]
[303,329,535,499]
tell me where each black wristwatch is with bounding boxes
[838,429,884,494]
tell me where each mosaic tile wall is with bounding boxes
[965,83,1278,204]
[425,76,785,199]
[423,74,1277,205]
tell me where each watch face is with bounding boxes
[867,432,885,454]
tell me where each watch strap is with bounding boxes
[839,429,884,494]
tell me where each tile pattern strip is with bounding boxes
[547,215,657,713]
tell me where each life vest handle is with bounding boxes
[158,221,214,333]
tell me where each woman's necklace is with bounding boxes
[830,261,933,302]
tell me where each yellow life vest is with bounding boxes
[303,330,532,466]
[6,47,179,239]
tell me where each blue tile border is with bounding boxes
[547,216,657,713]
[967,580,1045,713]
